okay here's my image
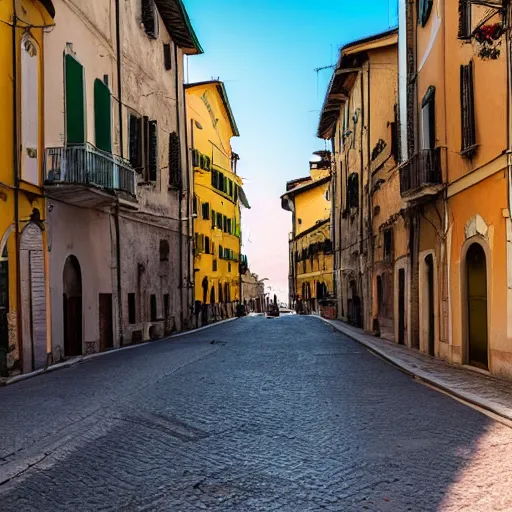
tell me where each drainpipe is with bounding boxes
[10,2,20,376]
[359,69,365,327]
[184,112,193,325]
[175,44,184,330]
[188,118,196,324]
[366,59,374,332]
[114,0,124,345]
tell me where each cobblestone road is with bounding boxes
[1,315,512,511]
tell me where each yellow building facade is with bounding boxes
[186,81,248,320]
[282,152,334,314]
[0,0,55,376]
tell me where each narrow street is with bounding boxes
[1,316,512,511]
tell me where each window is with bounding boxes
[211,209,216,229]
[461,61,476,156]
[213,259,218,271]
[421,86,436,150]
[94,79,112,152]
[211,169,219,189]
[223,215,228,233]
[219,245,224,259]
[227,218,232,234]
[234,185,238,203]
[192,149,200,167]
[347,173,359,209]
[228,262,231,272]
[202,202,210,220]
[195,233,204,253]
[205,236,210,254]
[193,195,198,215]
[383,228,393,262]
[458,0,471,39]
[65,54,85,144]
[159,240,169,261]
[391,104,399,162]
[150,294,157,322]
[169,131,181,188]
[141,0,158,39]
[228,179,233,197]
[147,120,158,182]
[163,43,172,70]
[216,212,223,229]
[128,293,136,324]
[129,114,143,170]
[21,36,39,185]
[418,0,433,27]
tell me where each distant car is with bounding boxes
[266,303,280,317]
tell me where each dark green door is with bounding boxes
[467,244,488,369]
[65,54,85,145]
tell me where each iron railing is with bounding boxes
[45,143,135,196]
[399,147,442,197]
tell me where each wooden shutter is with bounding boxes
[148,120,158,182]
[142,116,150,180]
[94,79,112,152]
[169,131,181,188]
[142,0,158,39]
[129,114,142,170]
[65,54,85,144]
[192,149,200,167]
[163,43,172,70]
[458,0,471,39]
[211,209,216,229]
[460,61,476,155]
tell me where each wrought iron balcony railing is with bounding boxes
[399,147,442,198]
[45,143,136,197]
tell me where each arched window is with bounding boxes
[159,239,169,261]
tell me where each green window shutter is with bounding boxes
[65,54,85,144]
[129,114,142,169]
[94,79,112,152]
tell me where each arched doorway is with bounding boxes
[202,277,208,304]
[20,223,47,372]
[425,254,435,356]
[466,243,488,369]
[63,255,82,357]
[0,241,9,376]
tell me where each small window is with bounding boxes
[94,79,112,152]
[205,236,210,254]
[219,245,223,259]
[163,43,172,70]
[213,259,218,271]
[383,228,393,262]
[216,212,223,229]
[202,202,210,220]
[347,173,359,209]
[418,0,433,27]
[460,61,476,157]
[159,240,169,261]
[211,209,216,229]
[128,293,136,324]
[421,86,436,150]
[150,294,157,322]
[141,0,159,39]
[228,262,231,272]
[458,0,471,39]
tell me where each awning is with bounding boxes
[238,186,251,209]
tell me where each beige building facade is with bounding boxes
[44,0,201,359]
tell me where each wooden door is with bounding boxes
[99,293,113,352]
[467,244,488,369]
[398,269,405,345]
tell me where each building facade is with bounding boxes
[186,81,250,326]
[44,0,201,362]
[398,0,512,376]
[0,0,55,376]
[282,152,334,314]
[318,30,400,333]
[241,270,265,313]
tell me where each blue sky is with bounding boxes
[185,0,398,302]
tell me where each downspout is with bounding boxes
[188,118,195,323]
[175,43,184,329]
[184,114,193,325]
[114,0,124,345]
[330,137,337,306]
[359,68,365,327]
[366,59,374,332]
[12,2,21,375]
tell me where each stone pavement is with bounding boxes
[2,315,512,510]
[318,316,512,422]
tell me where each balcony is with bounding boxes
[44,143,137,208]
[399,147,443,203]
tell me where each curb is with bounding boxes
[0,317,239,388]
[314,315,512,424]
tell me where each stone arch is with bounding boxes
[20,223,47,372]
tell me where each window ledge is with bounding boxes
[460,144,479,159]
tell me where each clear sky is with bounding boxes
[184,0,398,303]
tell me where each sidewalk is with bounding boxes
[316,316,512,423]
[0,317,238,387]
